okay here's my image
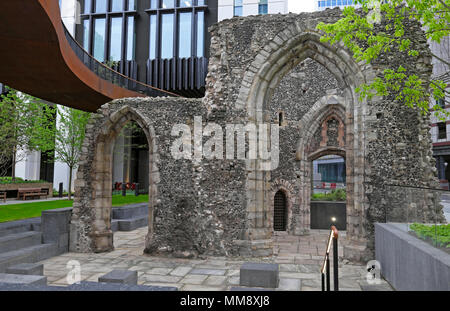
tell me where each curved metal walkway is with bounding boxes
[0,0,177,112]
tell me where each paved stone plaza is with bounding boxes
[39,227,393,291]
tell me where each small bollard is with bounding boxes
[135,183,139,196]
[122,182,127,196]
[58,183,63,198]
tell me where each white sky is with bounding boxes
[288,0,316,13]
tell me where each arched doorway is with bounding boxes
[311,153,347,230]
[273,190,288,231]
[70,106,158,253]
[235,22,377,259]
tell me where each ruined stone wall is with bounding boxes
[72,8,441,261]
[268,59,341,234]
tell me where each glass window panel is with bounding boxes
[126,16,135,60]
[198,0,205,5]
[258,4,267,14]
[128,0,136,10]
[95,0,107,12]
[234,0,243,16]
[332,0,336,6]
[149,15,157,59]
[84,0,92,13]
[162,0,175,8]
[196,11,204,57]
[234,6,242,16]
[150,0,158,9]
[179,0,192,7]
[111,0,123,11]
[161,14,174,58]
[93,18,106,61]
[178,12,192,58]
[109,17,123,61]
[83,19,90,52]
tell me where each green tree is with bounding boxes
[317,0,450,119]
[54,106,90,200]
[0,87,56,180]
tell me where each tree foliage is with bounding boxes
[54,106,90,199]
[0,87,56,179]
[317,0,450,119]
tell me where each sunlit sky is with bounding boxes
[288,0,316,13]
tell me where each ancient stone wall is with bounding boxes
[71,8,442,262]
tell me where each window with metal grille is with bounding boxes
[274,190,287,231]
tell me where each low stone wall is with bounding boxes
[375,223,450,291]
[310,201,346,230]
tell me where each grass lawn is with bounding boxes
[0,194,149,223]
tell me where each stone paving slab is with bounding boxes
[180,274,208,285]
[32,228,393,291]
[190,268,227,276]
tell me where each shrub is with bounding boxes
[0,177,47,184]
[311,189,346,201]
[409,223,450,248]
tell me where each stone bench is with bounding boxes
[6,263,43,276]
[239,262,279,288]
[98,270,138,285]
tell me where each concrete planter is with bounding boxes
[375,223,450,291]
[310,201,346,230]
[0,182,53,198]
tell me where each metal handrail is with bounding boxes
[61,22,180,98]
[321,225,339,291]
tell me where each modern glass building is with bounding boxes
[75,0,218,97]
[218,0,288,21]
[315,0,358,11]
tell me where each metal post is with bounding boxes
[58,183,63,198]
[333,237,339,291]
[321,273,325,291]
[326,255,330,291]
[135,183,139,196]
[122,181,126,196]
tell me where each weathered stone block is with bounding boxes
[98,270,138,285]
[240,262,279,288]
[0,273,47,286]
[6,263,44,276]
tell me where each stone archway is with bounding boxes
[70,105,159,253]
[236,25,380,260]
[296,94,348,235]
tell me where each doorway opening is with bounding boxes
[274,190,288,231]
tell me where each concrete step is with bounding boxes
[112,203,148,220]
[0,218,41,238]
[0,281,178,291]
[0,231,42,254]
[0,243,57,273]
[68,281,178,291]
[0,273,47,286]
[112,215,148,232]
